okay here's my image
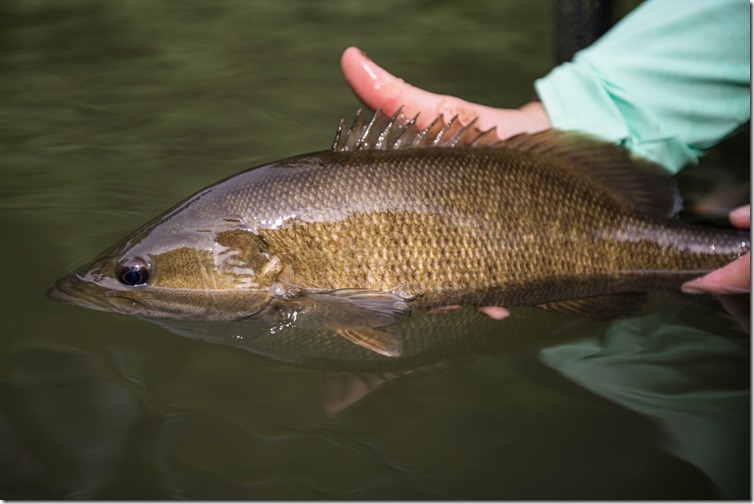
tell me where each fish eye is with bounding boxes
[117,259,150,286]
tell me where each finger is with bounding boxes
[478,306,510,320]
[341,46,476,128]
[729,204,750,229]
[681,252,751,295]
[340,46,529,133]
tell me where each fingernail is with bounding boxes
[681,279,706,294]
[681,284,705,294]
[730,205,750,221]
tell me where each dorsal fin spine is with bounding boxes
[332,118,346,151]
[470,128,497,147]
[433,116,454,146]
[356,110,379,150]
[331,108,502,152]
[449,117,478,147]
[377,107,402,149]
[393,114,418,149]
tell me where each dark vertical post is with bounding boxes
[555,0,613,64]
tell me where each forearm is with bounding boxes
[534,0,750,173]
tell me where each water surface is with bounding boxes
[0,0,749,499]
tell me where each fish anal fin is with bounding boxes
[336,326,402,357]
[539,293,647,320]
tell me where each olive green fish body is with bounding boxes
[48,109,750,358]
[227,147,743,309]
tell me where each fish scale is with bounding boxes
[49,110,749,357]
[217,146,740,308]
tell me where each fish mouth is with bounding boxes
[47,276,145,316]
[47,282,95,307]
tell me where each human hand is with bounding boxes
[340,47,552,140]
[342,49,750,313]
[341,47,552,321]
[681,205,751,295]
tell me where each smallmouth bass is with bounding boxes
[48,109,750,358]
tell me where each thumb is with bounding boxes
[341,47,508,132]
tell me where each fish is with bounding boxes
[154,305,606,372]
[48,108,750,359]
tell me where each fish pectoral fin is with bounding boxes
[306,288,411,317]
[303,288,410,327]
[297,288,410,356]
[538,293,647,320]
[335,326,402,357]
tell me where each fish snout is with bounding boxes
[47,275,145,316]
[47,282,74,304]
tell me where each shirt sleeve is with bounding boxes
[534,0,751,173]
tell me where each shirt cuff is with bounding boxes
[534,60,700,173]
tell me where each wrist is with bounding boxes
[519,101,552,130]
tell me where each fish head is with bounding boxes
[48,211,282,322]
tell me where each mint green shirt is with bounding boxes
[535,0,750,173]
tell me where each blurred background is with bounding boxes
[0,0,749,499]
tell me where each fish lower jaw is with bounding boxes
[47,281,145,316]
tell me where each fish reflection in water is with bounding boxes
[2,295,747,499]
[155,306,599,372]
[39,106,750,497]
[154,305,604,414]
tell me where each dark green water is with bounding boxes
[1,1,750,499]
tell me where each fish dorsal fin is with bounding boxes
[331,107,500,152]
[498,129,682,218]
[333,109,681,219]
